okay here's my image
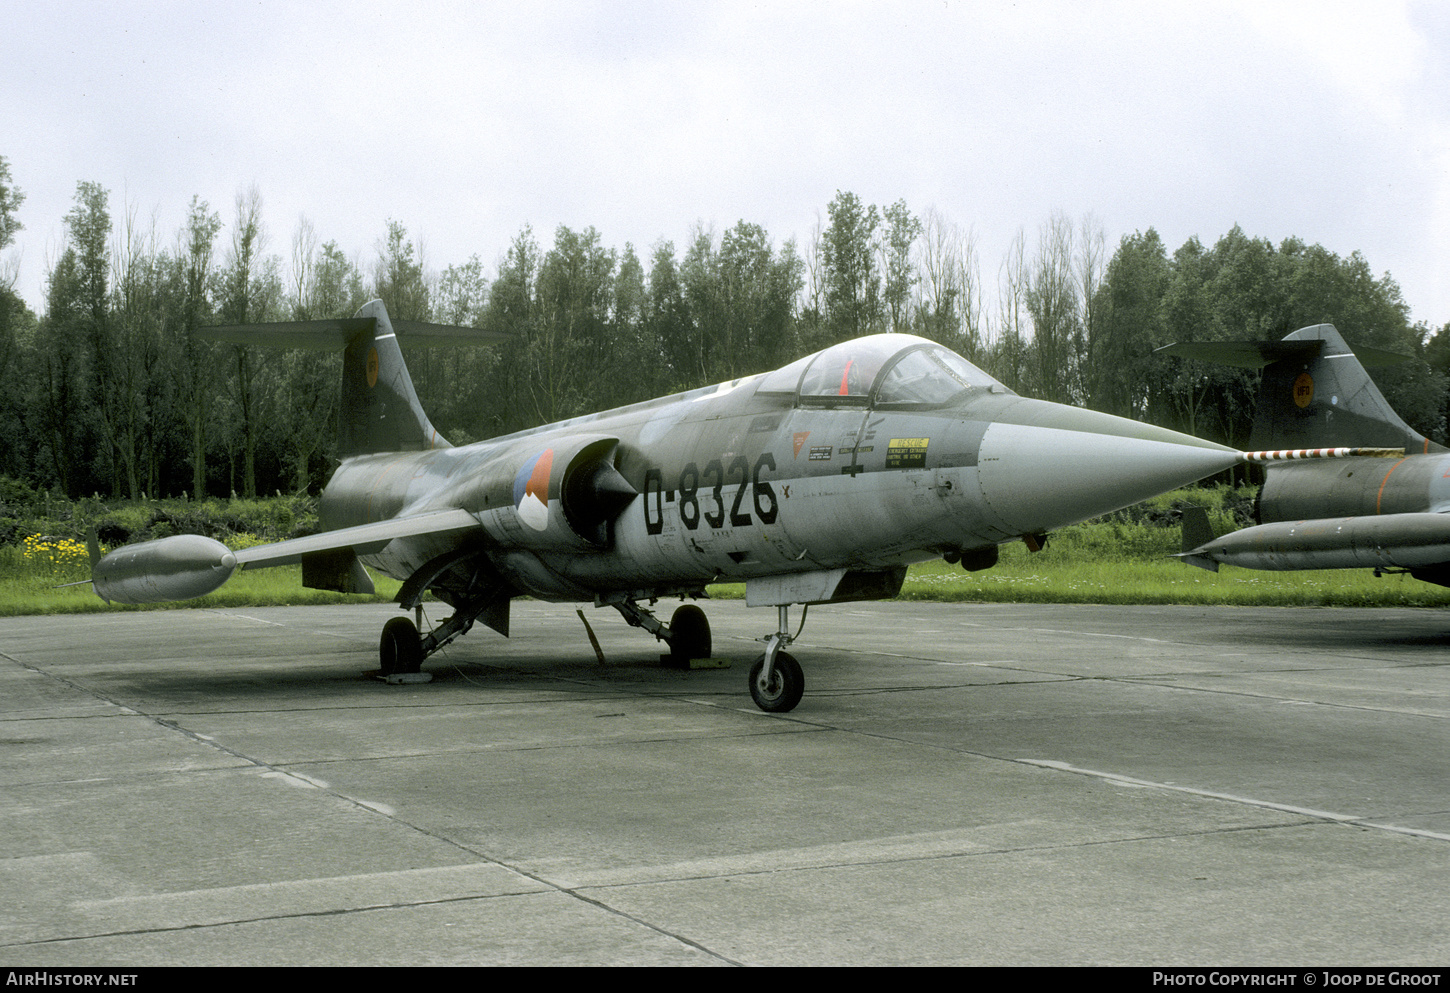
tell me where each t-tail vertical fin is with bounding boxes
[339,300,445,456]
[1253,324,1437,453]
[1158,324,1443,454]
[201,299,507,458]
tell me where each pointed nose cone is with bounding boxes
[975,399,1241,535]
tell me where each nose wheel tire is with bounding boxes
[748,651,803,713]
[380,617,424,675]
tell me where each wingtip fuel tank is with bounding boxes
[1181,514,1450,573]
[92,535,239,605]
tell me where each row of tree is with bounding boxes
[0,154,1445,502]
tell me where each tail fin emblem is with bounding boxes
[1293,372,1313,408]
[366,347,379,388]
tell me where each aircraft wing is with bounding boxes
[232,508,480,567]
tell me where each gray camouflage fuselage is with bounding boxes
[89,303,1249,709]
[319,333,1240,609]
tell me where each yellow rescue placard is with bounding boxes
[886,438,929,469]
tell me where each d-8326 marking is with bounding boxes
[643,453,778,535]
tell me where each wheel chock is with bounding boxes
[659,655,731,670]
[369,671,434,684]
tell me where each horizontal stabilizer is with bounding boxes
[202,317,509,349]
[1156,338,1411,370]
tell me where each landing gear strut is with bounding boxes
[607,597,713,667]
[748,604,805,713]
[377,595,502,680]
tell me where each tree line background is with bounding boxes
[2,153,1448,501]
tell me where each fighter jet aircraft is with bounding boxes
[1162,323,1448,582]
[94,300,1252,711]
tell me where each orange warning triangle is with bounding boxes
[793,432,810,458]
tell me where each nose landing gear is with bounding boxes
[748,604,805,713]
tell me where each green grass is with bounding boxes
[893,536,1450,607]
[2,485,1448,615]
[707,547,1450,609]
[707,486,1450,609]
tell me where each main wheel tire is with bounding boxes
[380,617,424,675]
[748,651,804,713]
[667,604,711,665]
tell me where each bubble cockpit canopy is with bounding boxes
[756,334,1008,406]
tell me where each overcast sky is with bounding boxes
[5,0,1449,330]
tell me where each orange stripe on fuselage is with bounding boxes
[1376,458,1407,515]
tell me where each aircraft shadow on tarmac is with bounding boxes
[90,642,754,701]
[1189,624,1450,653]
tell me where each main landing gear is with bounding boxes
[377,597,492,681]
[608,597,713,667]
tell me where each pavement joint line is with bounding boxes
[549,822,1308,893]
[952,621,1194,647]
[1019,759,1450,843]
[686,693,1450,848]
[708,644,1450,723]
[0,890,567,950]
[39,862,730,966]
[1110,675,1450,719]
[19,651,747,965]
[2,634,1161,966]
[7,604,1448,964]
[202,608,379,642]
[727,633,1423,687]
[0,649,149,719]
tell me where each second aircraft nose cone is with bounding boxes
[974,400,1241,537]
